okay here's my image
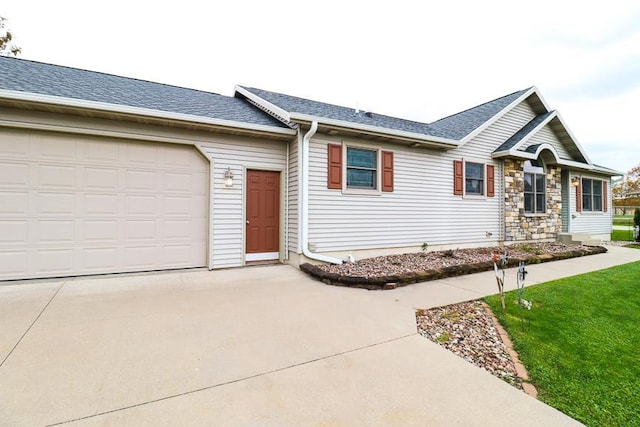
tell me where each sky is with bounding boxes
[3,0,640,174]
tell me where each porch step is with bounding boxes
[557,233,601,246]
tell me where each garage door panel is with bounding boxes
[126,195,158,215]
[82,140,119,162]
[0,132,208,280]
[84,167,119,190]
[0,221,28,243]
[83,220,118,242]
[124,144,159,165]
[125,220,157,240]
[38,164,76,188]
[38,220,75,243]
[38,192,75,215]
[0,130,29,156]
[0,192,28,214]
[164,196,191,216]
[36,249,74,273]
[123,246,158,268]
[0,162,29,186]
[0,251,27,274]
[126,170,158,191]
[83,194,118,215]
[83,247,118,270]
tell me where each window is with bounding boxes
[453,160,494,197]
[346,147,377,189]
[524,160,545,213]
[327,144,394,192]
[465,162,484,195]
[582,178,603,212]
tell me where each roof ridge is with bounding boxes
[0,55,225,98]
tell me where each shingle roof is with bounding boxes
[0,56,287,128]
[427,88,531,140]
[239,86,531,141]
[238,86,435,136]
[493,111,555,152]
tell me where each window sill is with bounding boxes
[463,193,487,200]
[342,188,382,196]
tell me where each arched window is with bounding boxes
[524,160,545,213]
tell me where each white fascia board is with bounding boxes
[290,113,460,149]
[234,86,291,122]
[507,110,557,152]
[551,111,592,165]
[0,89,296,136]
[459,86,537,145]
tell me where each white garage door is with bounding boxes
[0,129,208,281]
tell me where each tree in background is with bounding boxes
[613,164,640,214]
[0,16,21,56]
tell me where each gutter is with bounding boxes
[300,121,343,265]
[291,113,458,149]
[0,89,297,137]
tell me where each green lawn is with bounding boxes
[612,217,634,226]
[611,229,635,241]
[485,262,640,427]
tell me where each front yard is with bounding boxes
[484,262,640,427]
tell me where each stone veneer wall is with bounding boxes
[504,159,562,241]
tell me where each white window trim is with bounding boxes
[342,142,382,195]
[462,158,487,199]
[581,177,604,212]
[523,159,546,214]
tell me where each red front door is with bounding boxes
[246,170,280,261]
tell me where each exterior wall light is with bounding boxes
[224,167,234,188]
[571,175,581,187]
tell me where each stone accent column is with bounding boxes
[503,159,562,242]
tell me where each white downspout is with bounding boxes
[301,121,343,264]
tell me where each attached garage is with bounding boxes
[0,128,208,280]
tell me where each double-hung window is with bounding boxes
[346,147,377,189]
[465,162,484,195]
[581,178,603,211]
[524,160,545,213]
[327,143,394,192]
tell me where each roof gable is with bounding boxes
[428,88,532,140]
[0,56,288,129]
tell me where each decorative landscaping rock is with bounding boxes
[301,244,608,290]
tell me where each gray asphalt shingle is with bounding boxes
[240,86,531,141]
[493,111,555,153]
[0,56,286,128]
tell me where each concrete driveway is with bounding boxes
[7,246,638,425]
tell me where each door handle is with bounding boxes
[246,220,250,224]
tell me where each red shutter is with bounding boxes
[576,178,582,212]
[603,181,608,212]
[381,150,394,192]
[486,164,495,197]
[453,160,463,195]
[327,144,342,189]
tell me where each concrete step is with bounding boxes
[557,233,601,246]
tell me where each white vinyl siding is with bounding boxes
[199,138,286,268]
[520,125,572,159]
[305,101,538,253]
[287,137,299,253]
[569,173,612,235]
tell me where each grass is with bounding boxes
[611,229,636,242]
[485,262,640,427]
[613,217,635,226]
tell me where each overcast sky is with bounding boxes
[3,1,640,173]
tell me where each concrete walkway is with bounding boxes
[1,246,639,426]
